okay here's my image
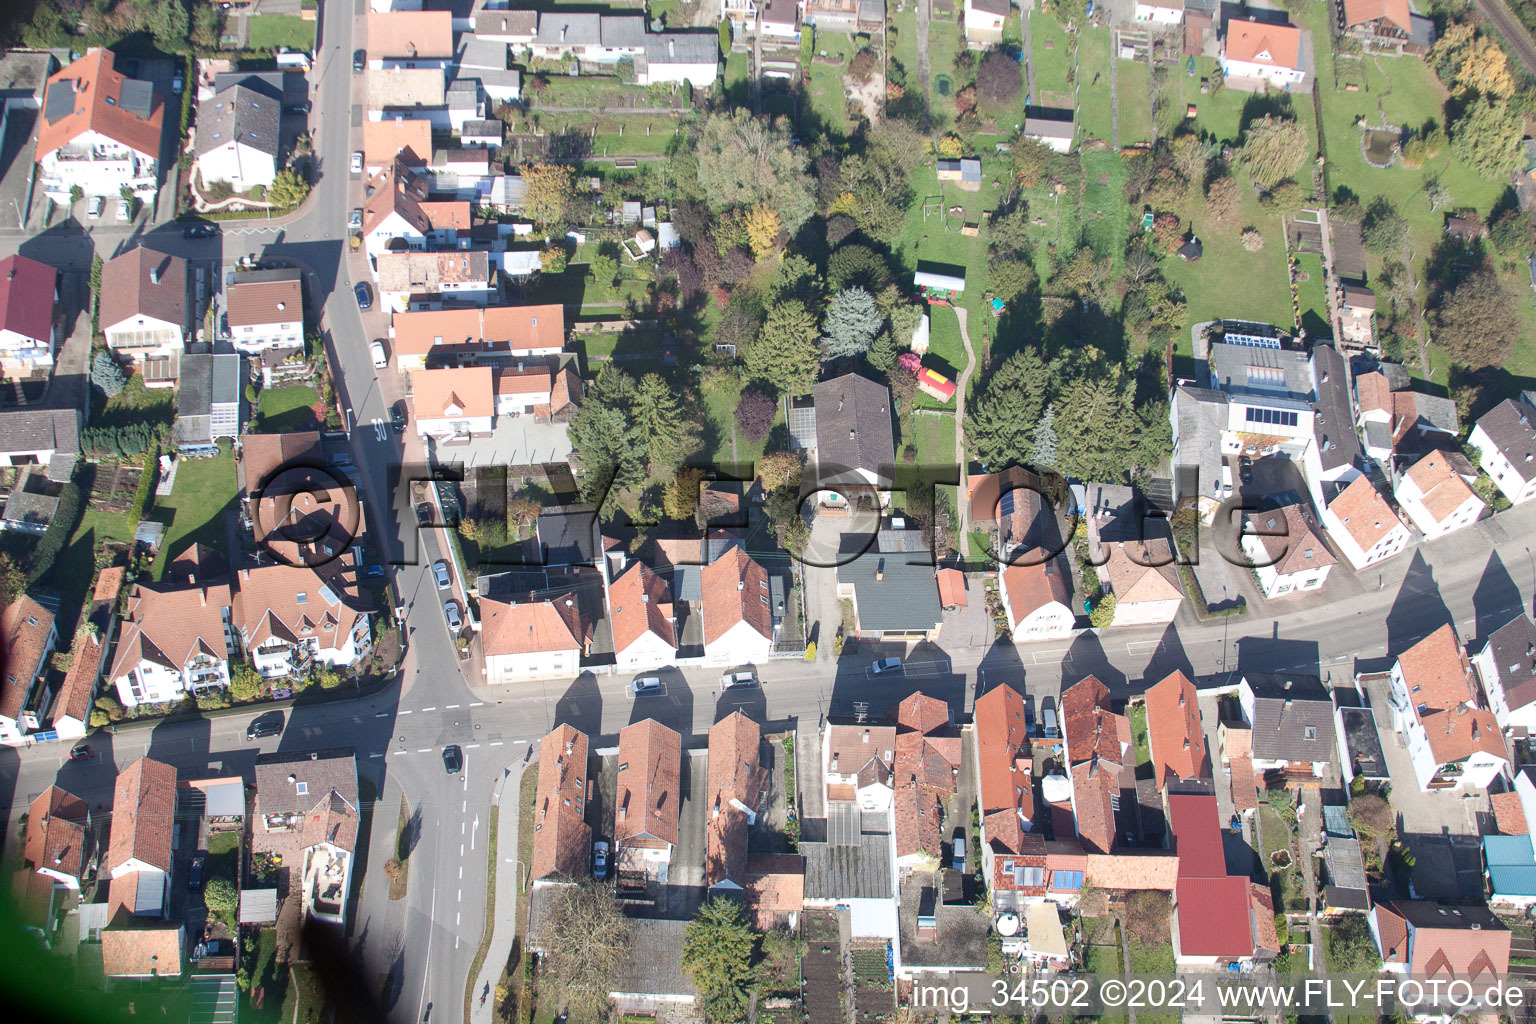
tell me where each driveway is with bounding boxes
[801,507,881,660]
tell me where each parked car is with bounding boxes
[391,402,408,433]
[951,830,967,871]
[432,560,451,590]
[183,220,216,239]
[354,282,372,310]
[721,671,757,689]
[630,677,663,697]
[592,840,609,879]
[116,197,130,220]
[353,49,366,72]
[246,713,284,740]
[350,151,363,174]
[415,502,435,526]
[1040,698,1060,740]
[187,853,205,891]
[86,195,103,219]
[443,599,462,631]
[285,101,310,115]
[871,657,902,675]
[172,71,183,94]
[68,743,91,762]
[370,339,388,369]
[442,745,463,774]
[349,207,363,229]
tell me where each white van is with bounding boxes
[370,340,388,369]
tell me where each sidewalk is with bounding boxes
[470,759,527,1024]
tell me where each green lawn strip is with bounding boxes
[806,31,855,137]
[149,448,238,579]
[1129,703,1152,780]
[1162,173,1294,335]
[1114,58,1153,146]
[461,810,501,1023]
[247,14,315,53]
[1077,27,1113,144]
[724,50,749,108]
[1180,59,1248,145]
[891,7,919,85]
[247,927,282,1020]
[256,384,320,432]
[928,18,963,125]
[1030,14,1074,95]
[1294,252,1328,338]
[281,964,328,1024]
[208,831,239,856]
[1080,148,1130,277]
[46,506,135,641]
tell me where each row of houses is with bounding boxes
[14,749,362,974]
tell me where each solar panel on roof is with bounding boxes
[43,82,75,124]
[118,78,154,118]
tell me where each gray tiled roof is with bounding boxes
[534,13,601,45]
[608,918,694,999]
[1173,385,1229,500]
[3,489,58,528]
[0,407,79,457]
[600,15,648,48]
[1210,342,1315,402]
[254,749,358,817]
[1245,673,1334,763]
[645,32,719,65]
[1475,399,1536,484]
[1311,345,1363,473]
[803,831,893,900]
[194,84,280,160]
[814,373,895,485]
[1484,615,1536,712]
[837,549,941,632]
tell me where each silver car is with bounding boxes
[443,599,462,631]
[432,560,451,589]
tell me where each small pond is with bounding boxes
[1362,129,1400,168]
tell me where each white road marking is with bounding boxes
[375,712,389,718]
[461,822,466,835]
[459,865,463,880]
[399,709,412,715]
[466,743,480,749]
[392,750,406,756]
[446,703,460,709]
[370,752,383,758]
[456,912,461,926]
[470,701,485,707]
[421,706,437,712]
[489,741,503,746]
[417,748,431,753]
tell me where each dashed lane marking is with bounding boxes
[446,703,460,709]
[420,706,437,712]
[417,748,431,753]
[470,701,485,707]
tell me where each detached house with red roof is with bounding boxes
[999,551,1074,642]
[480,593,592,683]
[1371,900,1510,990]
[1390,624,1509,790]
[1143,671,1211,789]
[36,48,163,201]
[614,719,682,883]
[892,693,963,867]
[1322,475,1411,570]
[705,712,766,891]
[1220,18,1305,89]
[609,561,677,671]
[1241,502,1337,599]
[1342,0,1435,56]
[1059,676,1132,855]
[108,567,234,709]
[531,725,592,882]
[974,684,1043,907]
[700,547,774,666]
[823,722,896,813]
[21,785,94,896]
[232,562,373,681]
[1394,450,1485,540]
[106,757,177,919]
[0,255,59,380]
[101,247,189,388]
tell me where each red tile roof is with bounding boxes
[1060,676,1126,767]
[896,691,952,734]
[1493,791,1529,835]
[1069,758,1118,855]
[705,711,764,887]
[24,786,88,879]
[1397,624,1476,712]
[1356,371,1391,419]
[1176,876,1254,956]
[609,561,676,655]
[893,691,962,859]
[50,629,103,727]
[1402,906,1512,979]
[481,593,589,657]
[37,49,165,161]
[107,757,177,874]
[0,255,56,343]
[1343,0,1412,32]
[1167,791,1227,879]
[700,547,772,647]
[1000,551,1071,627]
[101,924,182,977]
[1328,475,1404,554]
[1086,849,1180,890]
[2,594,55,720]
[530,724,591,880]
[1144,671,1211,787]
[615,719,682,849]
[1224,18,1302,71]
[936,568,967,608]
[1420,704,1507,766]
[975,684,1032,854]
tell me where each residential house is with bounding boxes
[803,0,886,33]
[239,432,362,566]
[528,14,646,62]
[606,919,698,1012]
[531,725,592,882]
[105,757,177,919]
[1339,284,1376,350]
[1096,538,1183,627]
[374,250,493,312]
[1475,615,1536,734]
[609,561,677,670]
[823,722,896,813]
[1357,370,1460,464]
[108,573,234,708]
[1321,475,1410,570]
[0,51,54,184]
[101,247,188,387]
[640,33,721,88]
[0,254,58,379]
[1144,671,1211,789]
[389,303,565,370]
[1059,676,1131,855]
[36,48,163,200]
[455,37,522,103]
[721,0,758,33]
[193,84,279,191]
[233,563,373,680]
[1241,502,1337,599]
[706,712,765,890]
[0,594,57,744]
[366,11,455,69]
[966,465,1049,557]
[1022,112,1074,153]
[892,692,962,867]
[411,366,495,438]
[537,505,599,567]
[1371,901,1510,988]
[1470,397,1536,505]
[1220,18,1305,88]
[1170,384,1236,511]
[50,626,105,741]
[100,924,183,978]
[174,352,242,449]
[362,154,468,262]
[614,719,683,883]
[700,547,774,666]
[473,9,538,45]
[1395,450,1485,539]
[226,268,304,354]
[1309,342,1367,485]
[812,373,896,501]
[761,0,800,38]
[253,750,359,926]
[999,552,1074,642]
[361,118,432,174]
[835,546,944,641]
[1136,0,1185,23]
[1239,672,1335,780]
[22,786,93,894]
[480,592,591,683]
[964,0,1010,45]
[1320,836,1371,914]
[1167,791,1272,966]
[1341,0,1435,56]
[974,684,1038,903]
[365,67,447,128]
[1389,624,1509,790]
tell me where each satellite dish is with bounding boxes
[996,912,1020,936]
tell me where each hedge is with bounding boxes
[27,479,82,584]
[125,445,159,527]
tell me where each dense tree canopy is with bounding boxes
[694,111,815,233]
[1432,264,1518,368]
[965,348,1053,469]
[821,287,884,359]
[1450,96,1524,178]
[743,300,822,394]
[1241,115,1308,191]
[681,897,757,1021]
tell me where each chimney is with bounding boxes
[199,590,207,608]
[561,25,568,42]
[668,38,675,59]
[1283,679,1292,690]
[875,557,885,582]
[150,266,160,285]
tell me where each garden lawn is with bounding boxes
[724,50,749,108]
[890,7,918,86]
[1030,13,1074,96]
[923,304,966,376]
[1176,58,1249,145]
[806,32,855,138]
[148,448,238,580]
[247,15,315,53]
[1077,27,1113,144]
[1081,148,1130,276]
[1295,252,1328,338]
[701,382,773,466]
[1115,57,1154,146]
[256,384,320,432]
[905,411,955,469]
[45,500,136,642]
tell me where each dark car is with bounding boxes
[415,502,435,526]
[183,221,216,239]
[353,49,366,72]
[68,743,91,761]
[1239,456,1254,486]
[443,745,463,774]
[354,282,373,310]
[285,101,310,115]
[392,402,408,433]
[246,713,284,741]
[187,853,206,891]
